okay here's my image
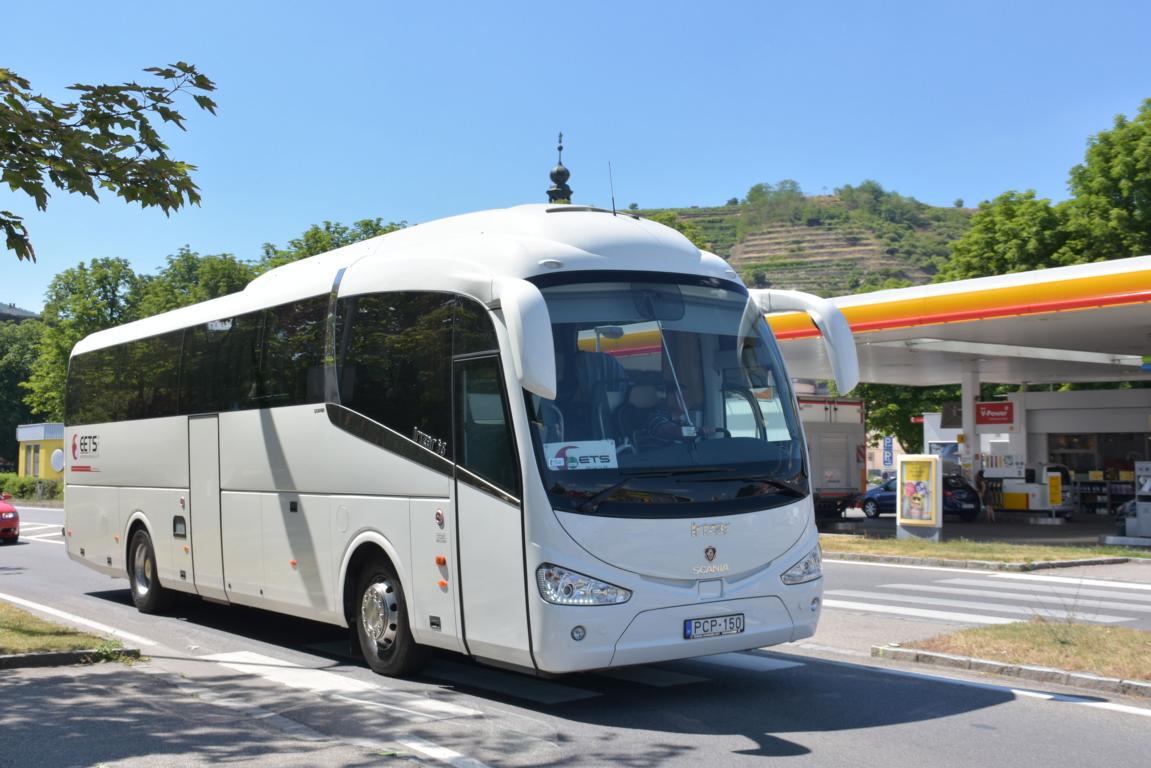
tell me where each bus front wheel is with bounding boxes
[128,528,174,614]
[353,558,428,677]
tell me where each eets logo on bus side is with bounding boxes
[72,433,100,460]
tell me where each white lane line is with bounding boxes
[205,651,483,718]
[16,523,60,532]
[824,559,978,575]
[823,598,1017,625]
[22,534,64,545]
[398,736,492,768]
[205,650,378,693]
[867,662,1151,720]
[884,583,1151,614]
[941,578,1151,603]
[0,591,157,646]
[990,572,1151,591]
[202,651,492,765]
[827,589,1131,623]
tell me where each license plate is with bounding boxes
[961,503,974,509]
[684,613,745,640]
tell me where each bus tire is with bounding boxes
[128,528,174,614]
[353,557,428,677]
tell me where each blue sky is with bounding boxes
[4,0,1150,312]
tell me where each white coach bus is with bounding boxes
[63,204,858,676]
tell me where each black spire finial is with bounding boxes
[547,131,572,203]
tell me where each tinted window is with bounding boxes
[455,356,518,496]
[67,330,182,425]
[338,292,454,456]
[454,299,499,355]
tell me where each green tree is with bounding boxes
[1,63,217,262]
[646,210,708,250]
[1060,98,1151,262]
[0,320,43,464]
[136,247,256,316]
[258,218,405,271]
[853,382,960,454]
[938,190,1069,280]
[23,258,140,420]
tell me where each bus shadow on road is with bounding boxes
[85,588,1017,761]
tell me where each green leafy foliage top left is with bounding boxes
[0,63,217,262]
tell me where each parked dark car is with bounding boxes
[855,475,981,522]
[0,495,19,544]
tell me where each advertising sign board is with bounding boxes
[897,454,942,542]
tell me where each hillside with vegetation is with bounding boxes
[638,180,973,296]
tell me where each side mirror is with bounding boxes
[494,278,557,399]
[750,289,860,394]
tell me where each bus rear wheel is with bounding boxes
[353,558,428,677]
[128,528,174,614]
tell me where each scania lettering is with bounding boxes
[63,204,858,676]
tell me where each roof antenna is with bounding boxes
[608,161,617,216]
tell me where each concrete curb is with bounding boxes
[823,551,1131,571]
[871,644,1151,699]
[0,648,141,670]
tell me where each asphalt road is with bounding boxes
[3,505,1149,768]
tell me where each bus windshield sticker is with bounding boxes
[543,441,619,470]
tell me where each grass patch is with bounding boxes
[0,601,117,656]
[820,534,1151,563]
[906,619,1151,682]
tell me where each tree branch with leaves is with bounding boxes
[0,62,216,262]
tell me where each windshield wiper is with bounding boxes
[688,473,807,496]
[571,467,738,513]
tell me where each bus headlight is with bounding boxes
[780,547,822,585]
[536,563,631,606]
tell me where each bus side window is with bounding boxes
[454,356,519,497]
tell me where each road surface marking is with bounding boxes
[824,559,981,575]
[205,650,379,693]
[22,534,65,545]
[867,663,1151,720]
[941,577,1151,603]
[883,583,1151,614]
[822,598,1017,625]
[826,589,1131,623]
[398,736,492,768]
[0,591,157,646]
[990,572,1151,591]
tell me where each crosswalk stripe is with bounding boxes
[822,598,1017,625]
[940,578,1151,604]
[881,583,1151,614]
[990,572,1151,591]
[825,589,1132,623]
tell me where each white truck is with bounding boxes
[798,396,866,519]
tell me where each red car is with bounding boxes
[0,493,18,544]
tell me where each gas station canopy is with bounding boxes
[768,255,1151,388]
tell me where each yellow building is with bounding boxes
[16,423,64,482]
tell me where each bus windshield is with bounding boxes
[526,275,808,517]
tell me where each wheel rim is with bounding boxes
[360,579,399,657]
[864,501,877,516]
[132,540,153,597]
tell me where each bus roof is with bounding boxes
[73,204,733,356]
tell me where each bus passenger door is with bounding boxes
[453,356,533,668]
[188,415,226,601]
